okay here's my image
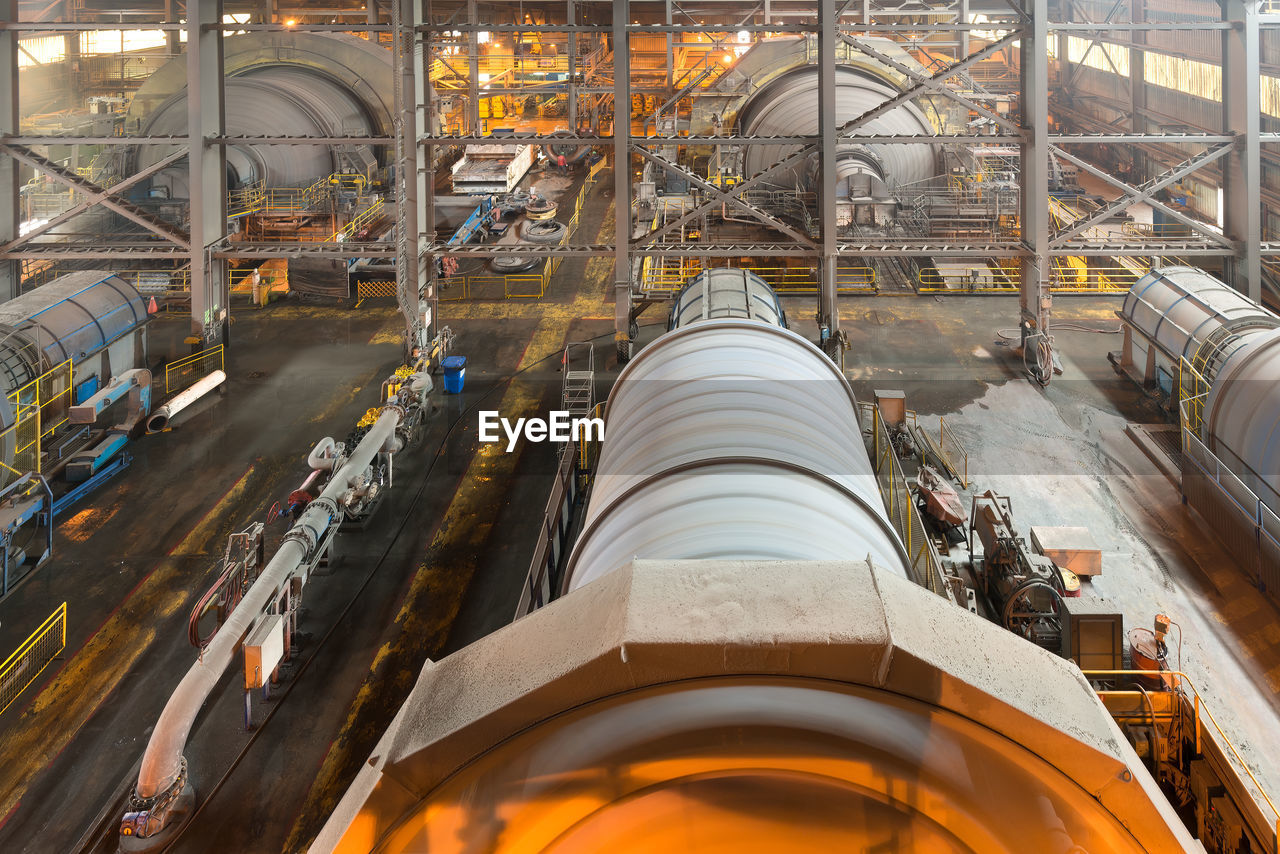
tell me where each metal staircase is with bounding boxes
[562,342,596,417]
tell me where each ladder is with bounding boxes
[562,342,595,417]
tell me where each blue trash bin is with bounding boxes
[441,355,467,393]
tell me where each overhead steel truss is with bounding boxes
[0,0,1270,361]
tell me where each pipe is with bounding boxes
[307,437,338,472]
[146,370,227,433]
[130,407,404,816]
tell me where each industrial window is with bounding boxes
[1066,36,1130,77]
[1262,76,1280,118]
[79,30,170,56]
[1143,51,1221,101]
[16,35,66,68]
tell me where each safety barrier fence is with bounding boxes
[0,358,73,480]
[937,417,970,489]
[861,402,956,604]
[440,177,593,301]
[0,602,66,715]
[639,259,878,296]
[917,264,1137,293]
[228,172,370,219]
[514,402,604,620]
[1085,669,1280,851]
[1178,357,1280,605]
[165,345,224,396]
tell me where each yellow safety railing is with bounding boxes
[228,172,371,218]
[165,345,224,396]
[1085,669,1280,847]
[356,280,398,301]
[861,401,955,603]
[638,259,877,296]
[0,359,73,479]
[918,264,1138,293]
[0,602,66,715]
[936,417,970,489]
[332,198,386,242]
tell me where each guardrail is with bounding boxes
[0,602,66,715]
[937,416,970,488]
[639,260,877,296]
[917,264,1136,293]
[440,177,594,302]
[0,358,73,480]
[164,345,224,396]
[1178,356,1280,606]
[861,402,957,604]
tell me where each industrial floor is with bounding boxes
[0,184,1276,850]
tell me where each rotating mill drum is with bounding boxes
[0,271,148,479]
[736,64,938,200]
[563,267,910,592]
[1120,266,1280,510]
[125,33,393,197]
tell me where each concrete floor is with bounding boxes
[0,175,1276,851]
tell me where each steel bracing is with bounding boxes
[0,0,1272,358]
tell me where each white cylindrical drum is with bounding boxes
[563,319,909,592]
[1204,328,1280,508]
[669,267,786,329]
[1121,266,1278,367]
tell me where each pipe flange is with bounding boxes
[379,403,406,421]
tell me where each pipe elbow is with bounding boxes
[307,437,338,471]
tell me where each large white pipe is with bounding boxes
[132,407,404,807]
[563,308,910,593]
[146,370,227,433]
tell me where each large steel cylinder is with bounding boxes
[0,271,148,475]
[1203,328,1280,506]
[1122,266,1280,511]
[1121,266,1278,370]
[563,289,909,592]
[668,267,786,329]
[126,33,392,195]
[736,65,937,195]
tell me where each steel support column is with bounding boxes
[394,0,422,354]
[614,1,633,362]
[0,0,17,300]
[819,0,839,349]
[1020,0,1051,381]
[188,0,227,342]
[1223,0,1262,302]
[467,0,479,133]
[568,0,578,129]
[418,0,436,348]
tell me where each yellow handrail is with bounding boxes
[0,602,67,715]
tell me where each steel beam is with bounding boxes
[632,148,816,247]
[614,0,633,359]
[1222,0,1263,302]
[1048,145,1232,247]
[1049,144,1233,246]
[819,0,839,342]
[188,0,227,342]
[0,148,189,252]
[0,0,16,300]
[1020,0,1050,374]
